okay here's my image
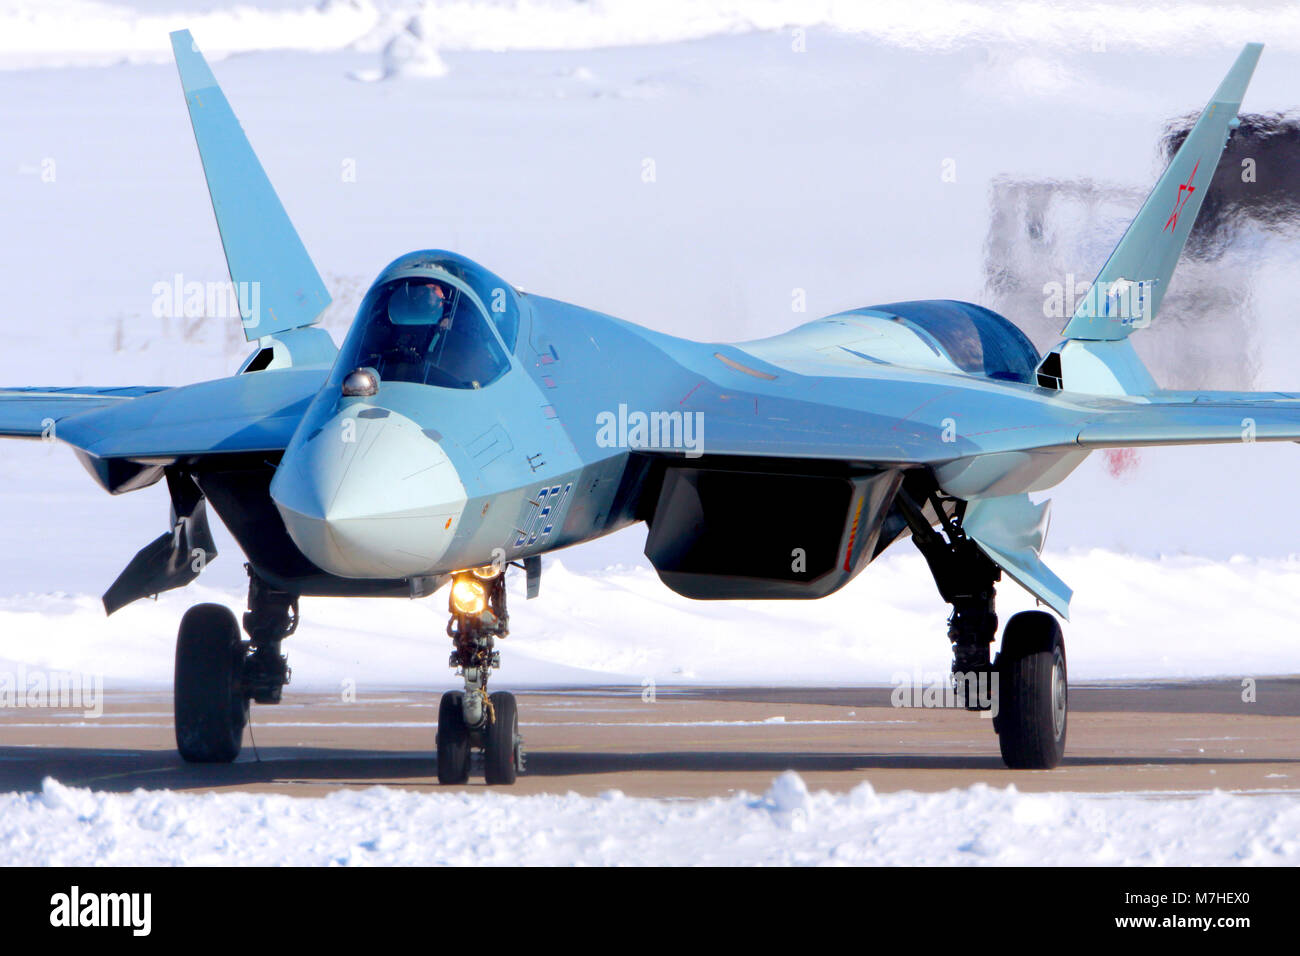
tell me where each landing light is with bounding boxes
[450,575,487,615]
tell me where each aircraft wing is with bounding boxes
[683,388,1300,463]
[53,368,326,460]
[0,370,325,613]
[1074,391,1300,447]
[656,369,1300,615]
[0,369,324,458]
[0,386,169,439]
[663,350,1300,464]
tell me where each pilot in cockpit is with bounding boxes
[387,279,450,332]
[351,275,508,388]
[373,280,448,377]
[408,280,451,326]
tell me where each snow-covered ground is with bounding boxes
[2,548,1299,690]
[2,1,1300,863]
[15,772,1300,865]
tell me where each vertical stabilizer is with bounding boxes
[170,30,331,342]
[1041,44,1262,396]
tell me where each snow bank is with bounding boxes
[3,0,1298,71]
[11,773,1298,865]
[0,550,1296,691]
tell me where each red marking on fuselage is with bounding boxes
[843,494,865,572]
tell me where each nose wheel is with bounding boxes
[435,689,521,785]
[436,567,525,785]
[483,691,521,785]
[435,690,471,784]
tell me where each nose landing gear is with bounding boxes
[436,566,524,785]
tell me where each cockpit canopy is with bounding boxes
[334,252,521,391]
[863,300,1041,384]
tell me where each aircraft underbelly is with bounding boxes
[644,464,903,600]
[934,448,1090,498]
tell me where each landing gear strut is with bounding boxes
[240,569,296,705]
[173,566,296,763]
[436,566,524,785]
[898,485,1067,769]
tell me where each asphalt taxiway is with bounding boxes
[2,680,1298,797]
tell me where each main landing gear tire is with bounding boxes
[436,690,472,785]
[174,603,248,763]
[483,691,519,786]
[995,610,1067,770]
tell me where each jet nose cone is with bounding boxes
[271,406,467,578]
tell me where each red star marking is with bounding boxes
[1163,159,1200,232]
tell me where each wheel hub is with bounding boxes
[1051,652,1067,739]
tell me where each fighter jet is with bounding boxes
[0,36,1287,782]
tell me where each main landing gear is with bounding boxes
[436,565,524,785]
[173,566,295,763]
[897,487,1067,769]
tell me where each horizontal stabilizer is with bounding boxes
[170,30,331,341]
